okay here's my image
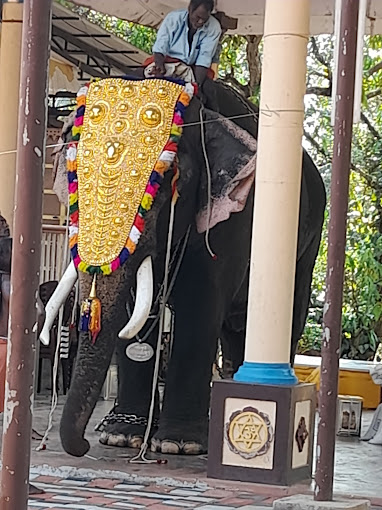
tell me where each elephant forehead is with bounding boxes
[75,78,184,267]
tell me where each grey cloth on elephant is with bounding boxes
[52,111,75,207]
[196,115,257,233]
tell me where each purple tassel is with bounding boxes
[80,299,91,332]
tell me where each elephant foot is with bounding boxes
[151,421,208,455]
[97,411,158,449]
[99,429,144,448]
[151,437,206,455]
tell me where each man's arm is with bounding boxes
[153,53,166,76]
[194,20,222,84]
[152,13,174,75]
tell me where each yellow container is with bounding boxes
[294,358,381,410]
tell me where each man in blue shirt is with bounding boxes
[152,0,221,86]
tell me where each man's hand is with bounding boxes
[153,53,166,77]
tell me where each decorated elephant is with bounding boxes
[37,77,325,457]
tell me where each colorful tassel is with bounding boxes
[80,275,102,343]
[80,299,91,332]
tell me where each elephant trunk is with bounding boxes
[60,271,126,457]
[60,329,116,456]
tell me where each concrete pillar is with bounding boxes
[0,1,23,233]
[234,0,310,385]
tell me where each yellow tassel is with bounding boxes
[89,275,101,343]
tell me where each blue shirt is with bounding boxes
[153,9,221,68]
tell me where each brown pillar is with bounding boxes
[0,1,23,232]
[0,1,52,509]
[314,0,359,502]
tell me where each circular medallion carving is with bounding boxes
[89,103,107,124]
[104,140,125,164]
[157,87,168,99]
[225,407,274,459]
[122,83,135,98]
[140,105,162,128]
[143,134,157,147]
[114,119,129,134]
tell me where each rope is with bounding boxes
[36,209,71,451]
[126,227,190,345]
[35,305,63,451]
[199,105,216,260]
[0,111,259,158]
[129,192,179,464]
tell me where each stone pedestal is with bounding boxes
[207,380,316,486]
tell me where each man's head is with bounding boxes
[188,0,214,30]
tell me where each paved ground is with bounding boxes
[28,474,274,509]
[2,393,381,508]
[26,474,382,510]
[24,397,382,499]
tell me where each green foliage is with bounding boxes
[215,32,382,359]
[218,35,249,84]
[302,36,382,359]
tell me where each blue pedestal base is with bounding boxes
[234,361,298,386]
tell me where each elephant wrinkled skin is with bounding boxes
[37,80,326,457]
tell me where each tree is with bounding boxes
[214,32,382,359]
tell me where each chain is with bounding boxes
[95,412,159,432]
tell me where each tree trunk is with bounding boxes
[246,35,262,97]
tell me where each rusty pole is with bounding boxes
[315,0,359,501]
[0,1,52,509]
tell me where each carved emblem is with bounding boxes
[225,406,274,459]
[295,416,309,453]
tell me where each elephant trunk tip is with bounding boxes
[60,423,90,458]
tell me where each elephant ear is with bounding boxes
[195,109,257,233]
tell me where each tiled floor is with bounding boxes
[28,475,273,509]
[20,398,382,501]
[0,396,381,507]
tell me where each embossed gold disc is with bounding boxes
[76,78,184,266]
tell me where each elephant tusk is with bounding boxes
[39,261,78,346]
[119,256,153,340]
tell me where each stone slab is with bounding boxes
[273,495,370,510]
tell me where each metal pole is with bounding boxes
[0,1,52,509]
[315,0,359,501]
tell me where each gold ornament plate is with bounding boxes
[76,78,184,266]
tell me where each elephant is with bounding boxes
[36,79,326,457]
